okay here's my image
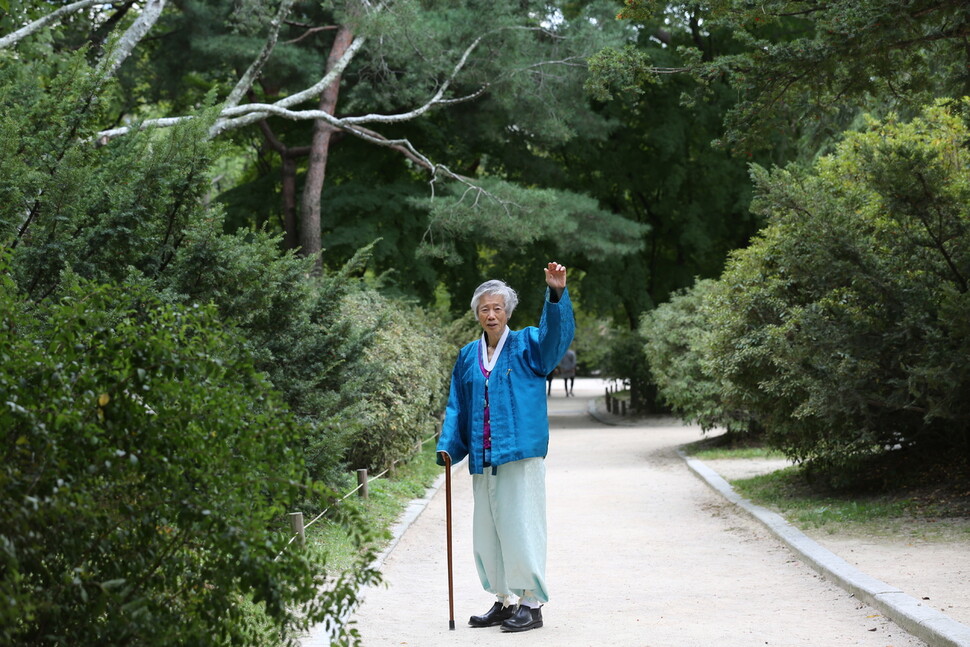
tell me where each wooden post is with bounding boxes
[621,400,627,416]
[357,468,369,499]
[289,511,305,549]
[605,389,611,410]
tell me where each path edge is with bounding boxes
[679,448,970,647]
[368,458,465,572]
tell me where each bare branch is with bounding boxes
[96,18,547,149]
[224,0,298,111]
[208,31,368,137]
[284,25,339,45]
[434,86,490,105]
[104,22,484,139]
[340,32,487,126]
[0,0,109,49]
[97,116,190,141]
[344,124,520,218]
[97,0,167,82]
[343,124,456,177]
[514,55,588,71]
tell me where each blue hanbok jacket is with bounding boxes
[436,288,575,475]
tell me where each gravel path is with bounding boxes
[300,377,937,646]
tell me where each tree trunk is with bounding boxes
[281,154,298,249]
[300,25,354,273]
[256,119,306,249]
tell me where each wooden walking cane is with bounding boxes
[444,452,456,630]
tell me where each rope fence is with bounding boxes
[274,428,441,560]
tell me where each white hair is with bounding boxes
[470,280,518,318]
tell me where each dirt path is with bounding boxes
[308,378,930,646]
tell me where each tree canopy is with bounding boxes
[612,0,970,154]
[1,0,650,288]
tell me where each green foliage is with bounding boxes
[417,177,647,266]
[641,279,754,432]
[597,326,656,413]
[528,5,769,327]
[0,42,439,643]
[0,43,406,491]
[340,291,451,472]
[615,1,970,154]
[571,307,614,376]
[584,44,659,102]
[0,270,380,646]
[707,100,970,468]
[154,224,380,486]
[0,47,218,301]
[133,0,646,298]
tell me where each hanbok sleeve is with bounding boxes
[532,286,575,377]
[436,352,469,466]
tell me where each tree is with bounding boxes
[0,269,381,645]
[2,0,644,276]
[705,100,970,469]
[0,36,449,489]
[512,2,772,330]
[613,1,970,154]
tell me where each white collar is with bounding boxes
[480,326,509,372]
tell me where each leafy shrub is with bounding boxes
[598,326,657,413]
[341,290,450,472]
[641,279,754,432]
[0,48,392,489]
[155,225,378,487]
[0,270,380,646]
[706,100,970,468]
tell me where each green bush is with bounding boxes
[0,48,396,490]
[0,271,380,645]
[641,279,754,433]
[598,326,657,413]
[155,225,378,487]
[341,290,450,472]
[706,100,970,468]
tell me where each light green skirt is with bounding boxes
[471,457,547,605]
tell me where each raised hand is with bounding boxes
[543,261,567,294]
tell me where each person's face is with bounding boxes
[477,294,508,340]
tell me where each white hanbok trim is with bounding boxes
[479,325,509,372]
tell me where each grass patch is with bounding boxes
[728,449,970,538]
[304,439,443,573]
[234,441,444,645]
[693,446,786,461]
[732,467,913,532]
[687,437,970,538]
[682,430,783,460]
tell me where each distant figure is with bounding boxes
[558,347,576,397]
[546,368,556,396]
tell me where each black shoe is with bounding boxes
[500,605,543,632]
[469,601,516,628]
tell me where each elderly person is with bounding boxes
[437,262,574,633]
